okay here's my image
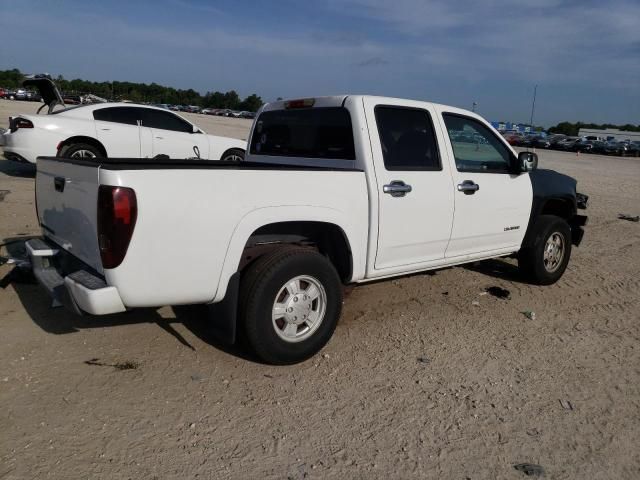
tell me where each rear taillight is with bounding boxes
[97,185,137,269]
[9,117,34,132]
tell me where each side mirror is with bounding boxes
[192,125,200,134]
[517,151,538,172]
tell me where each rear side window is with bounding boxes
[93,107,141,125]
[250,107,355,160]
[374,106,441,171]
[142,110,193,133]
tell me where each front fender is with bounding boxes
[212,205,365,302]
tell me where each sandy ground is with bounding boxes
[1,98,639,479]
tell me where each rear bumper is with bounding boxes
[26,238,126,315]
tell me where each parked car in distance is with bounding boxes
[604,140,639,157]
[26,95,588,364]
[571,139,595,153]
[502,133,524,146]
[240,111,256,119]
[531,136,553,149]
[556,137,580,151]
[62,95,81,105]
[1,76,246,163]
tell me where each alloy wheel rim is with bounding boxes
[70,149,96,159]
[272,275,327,343]
[543,232,565,273]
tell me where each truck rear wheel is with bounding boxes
[518,215,572,285]
[239,247,343,364]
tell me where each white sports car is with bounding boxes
[0,77,246,163]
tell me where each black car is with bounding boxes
[604,141,639,157]
[531,136,553,149]
[570,140,595,152]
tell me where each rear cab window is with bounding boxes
[250,107,355,161]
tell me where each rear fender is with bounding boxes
[212,205,361,302]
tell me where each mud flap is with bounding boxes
[205,272,240,344]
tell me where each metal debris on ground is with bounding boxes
[486,286,511,299]
[84,358,139,370]
[472,300,480,306]
[559,399,574,410]
[618,213,639,222]
[522,311,536,320]
[0,190,10,202]
[514,463,545,477]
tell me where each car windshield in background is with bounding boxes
[250,107,355,160]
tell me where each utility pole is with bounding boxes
[529,85,537,130]
[472,101,477,112]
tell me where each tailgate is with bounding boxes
[36,158,103,273]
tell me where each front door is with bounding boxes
[363,98,455,272]
[437,111,532,258]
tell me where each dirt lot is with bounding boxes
[1,99,639,479]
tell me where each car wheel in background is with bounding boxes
[221,148,245,162]
[518,215,572,285]
[239,247,343,365]
[57,143,103,159]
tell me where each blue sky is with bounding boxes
[0,0,638,126]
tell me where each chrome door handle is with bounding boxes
[383,180,412,197]
[457,180,479,195]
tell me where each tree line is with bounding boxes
[0,68,264,112]
[548,121,640,136]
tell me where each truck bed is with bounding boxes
[34,156,369,309]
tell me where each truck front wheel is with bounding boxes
[518,215,572,285]
[239,248,343,364]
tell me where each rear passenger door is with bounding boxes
[93,106,152,158]
[363,98,455,271]
[141,109,209,159]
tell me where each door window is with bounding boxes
[93,107,142,125]
[374,106,440,171]
[443,114,513,173]
[142,109,193,133]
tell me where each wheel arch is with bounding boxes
[57,136,107,157]
[239,221,353,281]
[213,206,361,303]
[220,147,245,161]
[522,196,578,249]
[540,197,575,220]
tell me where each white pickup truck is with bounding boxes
[28,95,588,364]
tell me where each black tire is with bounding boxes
[221,148,244,162]
[239,247,343,365]
[518,215,572,285]
[57,142,103,159]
